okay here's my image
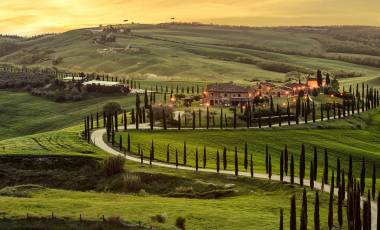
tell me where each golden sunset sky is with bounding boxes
[1,0,379,35]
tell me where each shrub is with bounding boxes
[175,217,186,230]
[103,102,122,115]
[151,213,167,223]
[102,155,125,176]
[122,173,143,192]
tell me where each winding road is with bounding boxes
[91,117,377,229]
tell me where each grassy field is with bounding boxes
[0,90,136,140]
[115,108,380,191]
[0,160,344,230]
[1,24,380,85]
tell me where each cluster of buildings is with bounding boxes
[202,78,325,106]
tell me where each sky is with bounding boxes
[1,0,380,36]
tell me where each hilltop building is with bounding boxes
[202,83,251,106]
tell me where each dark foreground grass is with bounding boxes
[0,160,344,230]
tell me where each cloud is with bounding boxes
[0,0,379,35]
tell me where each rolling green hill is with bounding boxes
[1,24,380,85]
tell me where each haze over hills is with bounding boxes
[1,23,380,84]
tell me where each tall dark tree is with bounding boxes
[220,108,223,129]
[336,157,341,188]
[135,94,140,130]
[290,154,295,184]
[244,142,248,170]
[373,161,376,200]
[178,112,181,130]
[299,144,306,186]
[223,147,227,170]
[268,154,272,180]
[313,146,318,180]
[195,147,199,172]
[363,201,370,230]
[377,192,380,230]
[284,145,289,176]
[279,208,284,230]
[183,142,187,165]
[203,145,207,168]
[265,145,269,173]
[323,149,329,184]
[151,140,155,160]
[206,106,210,129]
[300,189,308,230]
[192,110,196,130]
[162,109,167,130]
[317,69,323,88]
[314,191,320,230]
[166,144,170,162]
[328,171,334,230]
[175,148,178,168]
[361,157,366,194]
[290,195,297,230]
[119,135,123,151]
[250,153,254,178]
[216,150,220,173]
[280,150,284,182]
[127,133,131,152]
[310,161,314,190]
[234,147,238,176]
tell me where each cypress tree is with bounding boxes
[328,171,334,230]
[290,195,297,230]
[90,114,94,130]
[363,201,370,230]
[338,182,343,228]
[233,108,237,129]
[162,109,167,130]
[223,147,227,170]
[310,161,314,190]
[313,146,318,180]
[111,131,115,146]
[290,154,294,184]
[175,148,178,168]
[337,157,341,188]
[373,161,376,200]
[280,150,284,182]
[314,191,320,230]
[377,192,380,230]
[203,145,207,168]
[287,101,291,126]
[97,112,99,129]
[127,133,130,152]
[151,140,155,160]
[300,144,305,186]
[149,149,152,166]
[166,144,170,162]
[220,108,223,129]
[361,157,366,194]
[149,107,154,131]
[284,145,288,176]
[178,112,181,130]
[198,109,202,128]
[320,105,324,121]
[244,142,248,170]
[341,171,346,201]
[348,155,353,186]
[312,100,316,122]
[183,142,187,165]
[135,94,140,130]
[119,135,123,151]
[206,106,210,129]
[268,154,272,180]
[265,145,269,173]
[123,110,127,131]
[234,147,238,176]
[300,188,308,230]
[250,153,254,178]
[279,208,284,230]
[216,150,220,173]
[323,149,328,184]
[195,147,199,172]
[192,110,196,130]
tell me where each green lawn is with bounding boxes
[0,167,343,230]
[0,91,136,140]
[116,108,380,191]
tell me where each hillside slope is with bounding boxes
[1,24,380,83]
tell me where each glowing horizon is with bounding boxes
[1,0,380,36]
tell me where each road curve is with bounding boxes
[91,123,377,229]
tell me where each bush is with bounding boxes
[103,102,122,115]
[175,217,186,230]
[102,155,125,176]
[151,213,167,223]
[122,173,143,192]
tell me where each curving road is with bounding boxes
[91,120,377,229]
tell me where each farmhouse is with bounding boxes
[203,83,251,106]
[306,77,326,89]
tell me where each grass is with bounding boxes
[0,90,136,140]
[0,164,344,230]
[116,108,380,191]
[1,24,380,85]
